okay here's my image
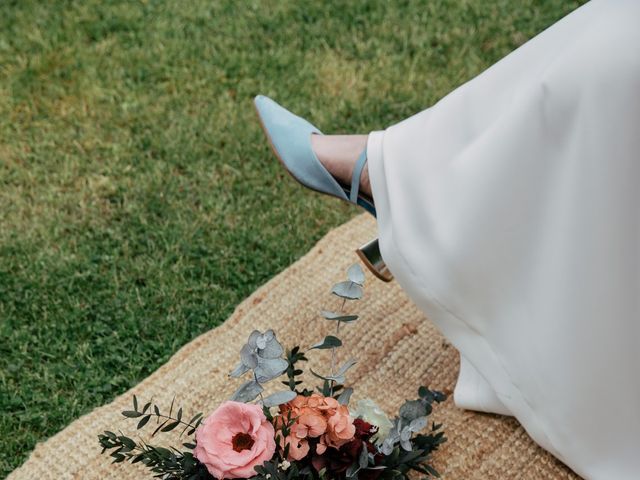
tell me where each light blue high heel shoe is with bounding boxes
[253,94,392,282]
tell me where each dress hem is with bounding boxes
[365,128,577,474]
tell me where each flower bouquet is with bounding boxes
[99,264,447,479]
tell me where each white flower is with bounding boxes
[351,398,393,443]
[268,405,280,417]
[279,460,291,471]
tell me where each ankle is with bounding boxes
[358,161,372,198]
[311,134,371,197]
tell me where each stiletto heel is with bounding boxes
[253,94,393,281]
[356,238,393,282]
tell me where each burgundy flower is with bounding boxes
[311,418,383,479]
[353,418,377,440]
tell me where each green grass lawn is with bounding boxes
[0,0,584,475]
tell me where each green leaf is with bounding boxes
[122,410,142,418]
[118,436,136,450]
[152,420,168,437]
[133,395,138,412]
[111,452,125,463]
[188,412,203,425]
[310,335,342,350]
[161,421,180,433]
[137,414,151,429]
[424,464,441,477]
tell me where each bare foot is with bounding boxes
[310,134,372,199]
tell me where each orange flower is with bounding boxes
[317,403,355,454]
[277,394,355,461]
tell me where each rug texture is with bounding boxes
[8,214,580,480]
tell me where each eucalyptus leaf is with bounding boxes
[359,441,369,468]
[345,462,360,479]
[230,380,264,402]
[229,361,250,378]
[400,437,413,451]
[347,263,365,285]
[240,343,258,369]
[255,330,284,359]
[380,439,394,456]
[240,330,285,368]
[433,390,447,403]
[321,311,359,322]
[310,369,330,382]
[331,281,363,300]
[255,330,273,350]
[259,337,284,359]
[325,374,346,384]
[399,400,427,421]
[310,369,345,385]
[309,358,358,385]
[336,358,358,376]
[310,335,342,350]
[262,390,297,407]
[254,357,288,383]
[408,416,428,432]
[246,330,261,348]
[337,387,353,405]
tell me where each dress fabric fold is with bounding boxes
[366,0,640,478]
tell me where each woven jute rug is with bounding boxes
[8,214,580,480]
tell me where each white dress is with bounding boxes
[366,1,640,478]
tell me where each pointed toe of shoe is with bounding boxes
[253,94,273,112]
[254,95,348,201]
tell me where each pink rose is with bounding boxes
[194,401,276,479]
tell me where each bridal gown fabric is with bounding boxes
[366,1,640,479]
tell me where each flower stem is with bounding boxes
[152,413,197,430]
[329,298,347,396]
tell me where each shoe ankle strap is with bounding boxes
[349,148,368,204]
